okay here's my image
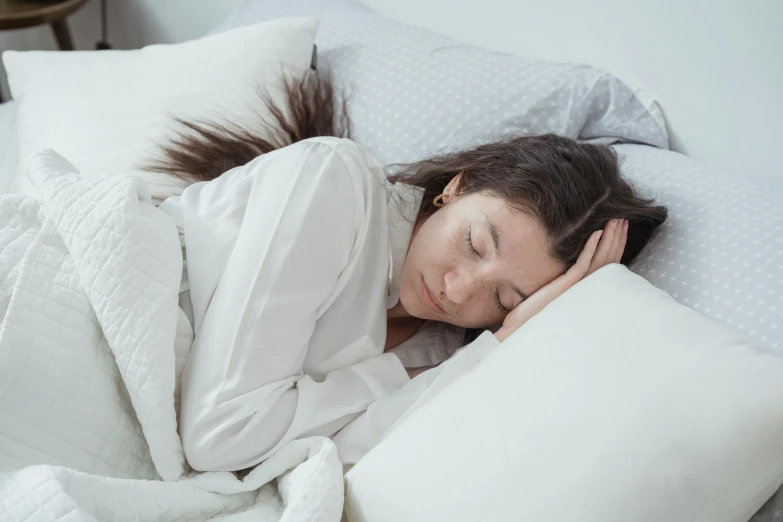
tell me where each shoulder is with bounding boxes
[274,137,387,203]
[297,136,376,158]
[278,137,383,170]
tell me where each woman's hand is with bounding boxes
[494,218,628,343]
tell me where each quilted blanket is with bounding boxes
[0,152,344,521]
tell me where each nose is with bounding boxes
[443,269,474,305]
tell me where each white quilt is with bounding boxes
[0,151,344,521]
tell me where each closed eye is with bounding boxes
[465,228,480,258]
[494,289,511,313]
[467,227,511,313]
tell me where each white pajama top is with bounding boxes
[159,137,499,472]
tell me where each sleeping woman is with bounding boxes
[151,71,667,472]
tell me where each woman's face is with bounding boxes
[399,188,566,329]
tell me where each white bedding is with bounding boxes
[0,101,18,194]
[0,151,344,521]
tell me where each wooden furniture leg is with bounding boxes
[51,18,75,50]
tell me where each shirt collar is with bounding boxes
[386,182,425,309]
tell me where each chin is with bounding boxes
[399,287,427,320]
[397,292,418,318]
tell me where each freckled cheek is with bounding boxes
[474,304,504,327]
[429,227,463,279]
[454,271,503,327]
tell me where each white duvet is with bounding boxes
[0,152,344,521]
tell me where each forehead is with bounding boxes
[461,193,565,286]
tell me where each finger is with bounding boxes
[509,229,605,329]
[512,230,603,327]
[609,219,629,263]
[570,230,603,278]
[588,219,618,274]
[604,218,624,263]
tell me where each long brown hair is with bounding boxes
[389,135,667,266]
[150,69,666,267]
[144,68,351,183]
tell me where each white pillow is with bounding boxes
[2,17,318,201]
[344,264,783,522]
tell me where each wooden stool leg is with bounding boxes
[51,18,75,50]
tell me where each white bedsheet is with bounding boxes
[0,150,344,521]
[0,101,19,193]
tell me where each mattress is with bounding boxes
[0,100,19,194]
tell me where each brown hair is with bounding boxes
[389,135,667,266]
[150,69,666,267]
[144,69,351,183]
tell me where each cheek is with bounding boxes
[399,214,454,314]
[447,271,507,329]
[397,235,429,314]
[409,214,456,266]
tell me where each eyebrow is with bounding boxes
[480,211,529,301]
[512,285,529,302]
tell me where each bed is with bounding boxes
[0,0,782,521]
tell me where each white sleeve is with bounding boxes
[332,330,500,470]
[177,139,409,472]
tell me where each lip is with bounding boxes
[420,277,446,314]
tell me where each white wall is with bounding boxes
[103,0,241,48]
[0,0,240,99]
[361,0,783,179]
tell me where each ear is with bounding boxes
[442,172,464,203]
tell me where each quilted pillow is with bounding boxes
[616,144,783,358]
[216,0,669,166]
[344,265,783,522]
[2,17,318,202]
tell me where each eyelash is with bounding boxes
[494,291,510,314]
[464,228,480,258]
[465,228,510,314]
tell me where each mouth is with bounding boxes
[420,276,446,314]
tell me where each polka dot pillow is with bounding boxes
[216,0,669,166]
[618,143,783,358]
[215,0,783,357]
[218,0,782,357]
